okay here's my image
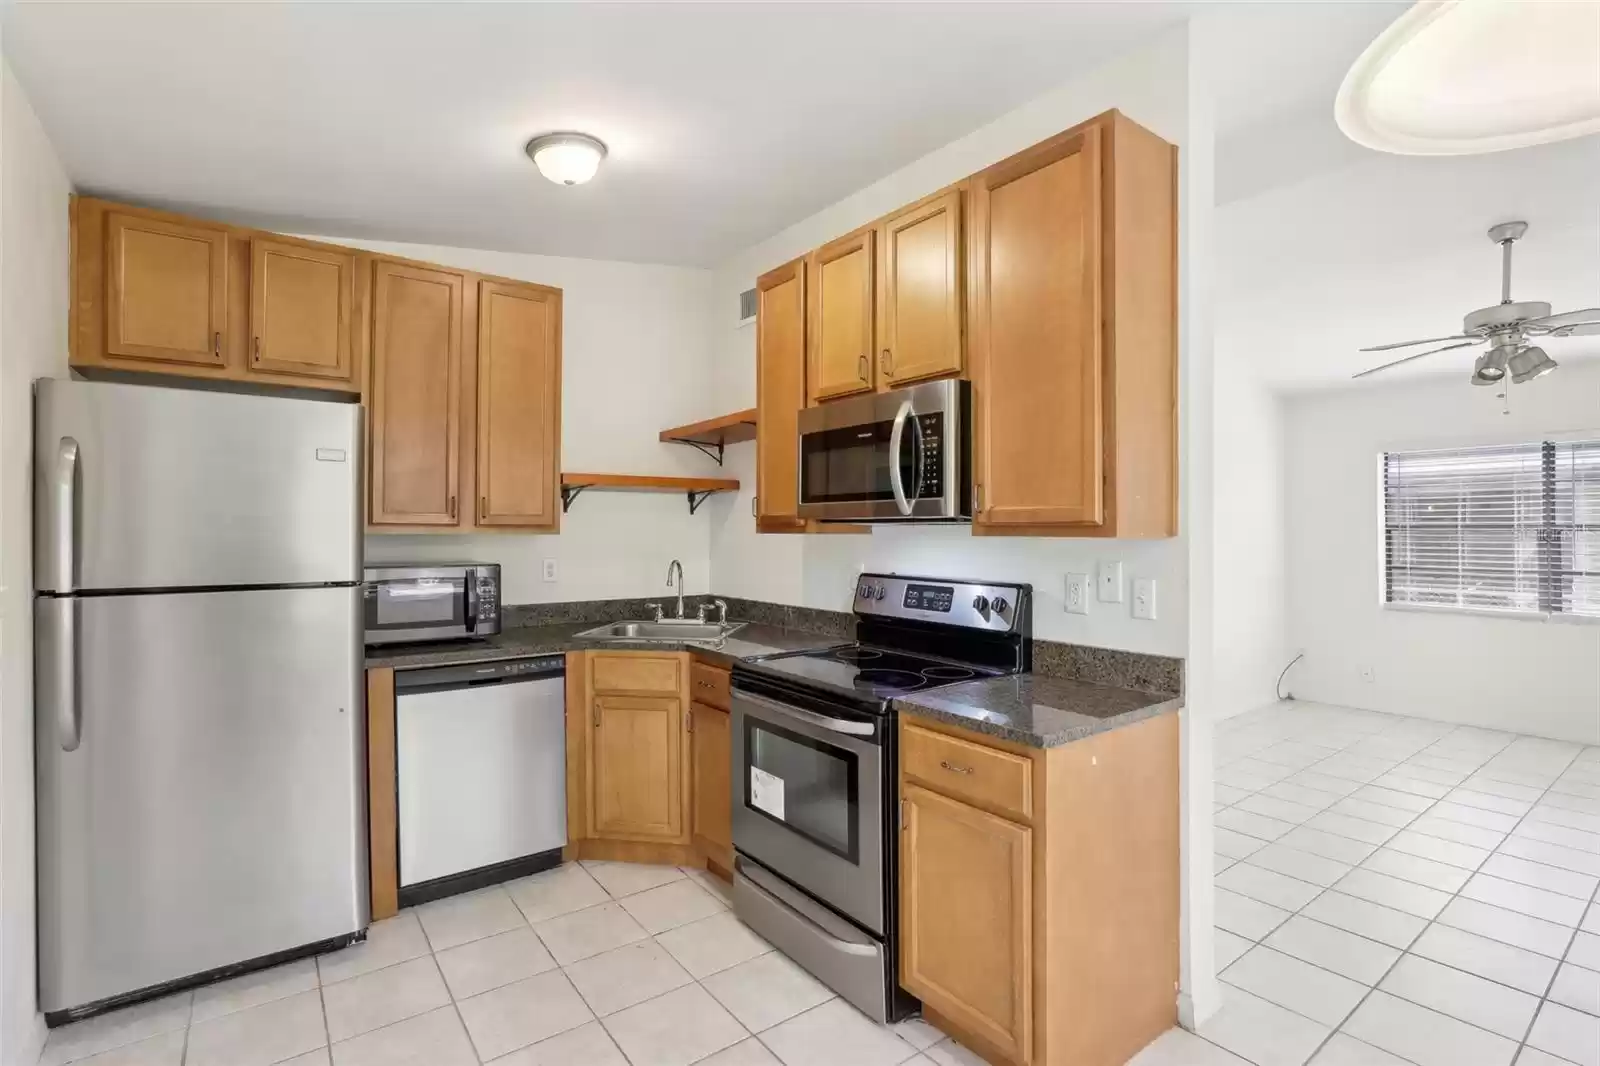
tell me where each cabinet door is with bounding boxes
[879,190,963,387]
[476,280,561,529]
[901,784,1032,1063]
[807,230,875,403]
[969,126,1104,527]
[106,212,228,367]
[248,239,354,382]
[590,695,687,842]
[369,261,464,526]
[755,258,807,533]
[690,702,733,868]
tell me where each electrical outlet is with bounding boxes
[1132,577,1157,620]
[1065,573,1090,615]
[1359,665,1375,683]
[1097,561,1124,603]
[542,559,558,582]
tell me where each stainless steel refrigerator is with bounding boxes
[34,378,369,1021]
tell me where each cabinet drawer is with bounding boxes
[690,661,731,711]
[902,723,1033,820]
[591,653,682,695]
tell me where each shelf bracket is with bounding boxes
[687,489,719,515]
[668,437,726,467]
[560,484,587,513]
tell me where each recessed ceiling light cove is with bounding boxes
[525,132,607,186]
[1335,0,1600,155]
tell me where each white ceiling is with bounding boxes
[2,0,1196,266]
[1217,133,1600,391]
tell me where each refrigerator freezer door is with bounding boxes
[34,377,362,593]
[36,586,367,1014]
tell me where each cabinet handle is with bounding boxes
[253,336,261,362]
[213,332,221,358]
[751,497,757,518]
[686,708,694,734]
[882,348,893,374]
[939,760,973,775]
[858,354,868,381]
[593,701,601,730]
[480,496,487,520]
[447,495,457,519]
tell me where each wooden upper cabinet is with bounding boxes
[755,258,807,532]
[589,694,687,843]
[807,229,875,403]
[248,239,354,381]
[970,126,1105,528]
[900,783,1033,1063]
[878,189,963,387]
[106,212,229,367]
[369,261,464,526]
[475,280,562,530]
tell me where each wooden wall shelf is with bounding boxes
[560,473,741,515]
[658,409,757,466]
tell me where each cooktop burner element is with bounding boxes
[833,648,884,663]
[755,645,1003,699]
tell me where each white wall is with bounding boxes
[304,239,720,605]
[703,30,1195,658]
[1285,361,1600,745]
[1211,348,1287,718]
[0,59,70,1066]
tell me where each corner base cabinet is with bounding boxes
[898,713,1180,1066]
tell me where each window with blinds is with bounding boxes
[1382,438,1600,619]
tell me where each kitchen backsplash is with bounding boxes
[502,596,1182,696]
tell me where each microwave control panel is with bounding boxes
[913,412,944,498]
[474,571,500,624]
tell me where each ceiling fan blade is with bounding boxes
[1548,322,1600,337]
[1526,308,1600,329]
[1353,341,1478,379]
[1359,334,1477,352]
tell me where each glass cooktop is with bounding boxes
[753,644,1003,700]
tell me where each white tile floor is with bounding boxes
[37,861,963,1066]
[1133,701,1600,1066]
[40,701,1600,1066]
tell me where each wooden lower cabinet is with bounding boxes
[898,713,1180,1066]
[901,783,1032,1062]
[689,700,733,871]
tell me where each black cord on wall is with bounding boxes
[1276,652,1305,701]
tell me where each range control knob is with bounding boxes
[992,596,1010,614]
[874,585,887,601]
[972,595,991,613]
[858,583,871,599]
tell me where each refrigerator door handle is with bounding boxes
[40,598,81,752]
[53,437,79,593]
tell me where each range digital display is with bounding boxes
[902,583,953,613]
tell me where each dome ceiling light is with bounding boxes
[1335,0,1600,156]
[525,132,607,186]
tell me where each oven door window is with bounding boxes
[365,577,466,633]
[742,716,859,863]
[799,421,917,506]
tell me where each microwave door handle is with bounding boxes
[463,569,478,632]
[737,690,876,736]
[887,400,914,517]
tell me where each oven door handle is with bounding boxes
[736,690,876,737]
[887,400,914,517]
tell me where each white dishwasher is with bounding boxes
[394,654,567,905]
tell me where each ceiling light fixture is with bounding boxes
[525,132,607,186]
[1506,345,1557,384]
[1335,0,1600,155]
[1470,348,1508,386]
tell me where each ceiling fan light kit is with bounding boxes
[1353,221,1600,386]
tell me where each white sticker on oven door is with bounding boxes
[750,767,785,821]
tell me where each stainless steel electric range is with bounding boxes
[729,573,1032,1022]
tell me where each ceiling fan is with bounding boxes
[1354,221,1600,385]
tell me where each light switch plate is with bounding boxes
[1065,573,1090,615]
[1097,561,1124,603]
[542,559,558,582]
[1132,577,1156,620]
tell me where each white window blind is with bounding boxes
[1382,438,1600,619]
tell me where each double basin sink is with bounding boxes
[574,619,746,644]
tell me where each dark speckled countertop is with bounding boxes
[364,621,846,671]
[894,674,1181,748]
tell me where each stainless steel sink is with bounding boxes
[575,620,745,643]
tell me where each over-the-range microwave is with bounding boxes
[797,379,972,522]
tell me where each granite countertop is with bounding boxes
[894,673,1181,748]
[364,621,846,670]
